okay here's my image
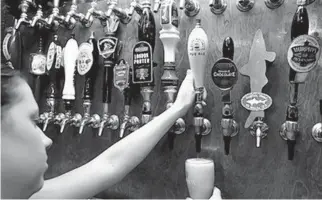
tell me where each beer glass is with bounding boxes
[185,158,215,199]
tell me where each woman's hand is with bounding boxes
[186,187,222,200]
[173,70,195,116]
[210,187,222,200]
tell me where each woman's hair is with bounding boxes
[1,63,22,107]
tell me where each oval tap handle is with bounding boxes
[223,37,234,60]
[63,34,78,101]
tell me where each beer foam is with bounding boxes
[185,158,214,165]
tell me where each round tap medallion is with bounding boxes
[211,58,238,91]
[287,35,320,73]
[77,43,93,75]
[30,54,47,75]
[241,92,272,111]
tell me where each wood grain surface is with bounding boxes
[4,0,322,198]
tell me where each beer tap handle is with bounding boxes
[30,30,47,103]
[63,34,78,101]
[223,37,234,60]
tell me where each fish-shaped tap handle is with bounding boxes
[239,29,276,129]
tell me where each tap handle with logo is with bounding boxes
[78,32,99,101]
[46,34,63,100]
[29,28,47,103]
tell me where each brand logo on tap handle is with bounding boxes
[212,58,238,91]
[114,59,130,92]
[77,43,94,75]
[132,41,153,84]
[287,35,320,73]
[241,92,272,112]
[98,37,118,59]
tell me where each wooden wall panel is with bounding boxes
[7,0,322,198]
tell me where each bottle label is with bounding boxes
[77,43,93,75]
[30,54,47,75]
[47,42,56,71]
[211,58,238,91]
[97,37,118,59]
[241,92,272,111]
[114,59,130,92]
[287,35,320,73]
[132,41,153,84]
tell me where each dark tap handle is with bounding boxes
[222,37,234,60]
[138,8,156,53]
[286,104,299,121]
[289,6,309,82]
[83,34,99,100]
[33,76,42,102]
[287,140,296,160]
[291,6,309,40]
[102,62,114,104]
[223,136,231,155]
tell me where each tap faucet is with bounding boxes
[180,0,200,17]
[280,105,299,160]
[31,5,49,28]
[312,100,322,143]
[98,113,119,136]
[56,111,82,133]
[209,0,227,15]
[250,118,268,148]
[83,0,107,27]
[265,0,284,9]
[64,0,83,29]
[105,0,132,24]
[236,0,255,12]
[15,0,36,30]
[119,105,140,138]
[47,0,65,29]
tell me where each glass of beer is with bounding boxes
[185,158,215,199]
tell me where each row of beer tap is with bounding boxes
[11,0,318,33]
[3,0,321,160]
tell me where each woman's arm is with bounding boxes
[31,70,195,199]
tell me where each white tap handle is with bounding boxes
[187,19,208,88]
[62,36,78,100]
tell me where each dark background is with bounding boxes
[2,0,322,198]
